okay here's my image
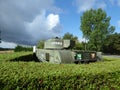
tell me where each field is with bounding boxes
[0,52,120,90]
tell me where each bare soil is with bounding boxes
[0,50,14,54]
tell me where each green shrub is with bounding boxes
[14,45,32,52]
[0,52,120,90]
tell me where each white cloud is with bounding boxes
[75,0,96,13]
[109,0,115,5]
[47,14,60,30]
[117,0,120,6]
[117,20,120,27]
[96,2,106,9]
[0,41,17,48]
[75,0,106,13]
[0,0,62,45]
[109,0,120,6]
[25,11,61,41]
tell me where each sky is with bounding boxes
[0,0,120,48]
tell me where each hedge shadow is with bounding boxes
[10,53,39,62]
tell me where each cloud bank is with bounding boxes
[0,0,62,45]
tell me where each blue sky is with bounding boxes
[56,0,120,37]
[55,0,82,37]
[0,0,120,48]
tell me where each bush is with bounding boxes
[0,54,120,90]
[14,45,32,52]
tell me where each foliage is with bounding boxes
[37,40,45,49]
[0,52,120,89]
[63,32,84,50]
[14,45,32,52]
[73,42,83,50]
[63,32,78,41]
[80,8,115,51]
[102,33,120,54]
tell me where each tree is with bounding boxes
[80,8,115,51]
[73,42,83,50]
[102,33,120,54]
[37,40,45,49]
[63,32,78,41]
[63,32,83,50]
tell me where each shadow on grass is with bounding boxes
[103,58,117,62]
[10,53,39,62]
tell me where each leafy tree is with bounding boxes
[37,40,45,49]
[73,42,83,50]
[63,32,78,41]
[63,32,83,50]
[102,33,120,54]
[80,8,115,51]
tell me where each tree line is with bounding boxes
[14,45,32,52]
[37,32,120,54]
[14,31,119,55]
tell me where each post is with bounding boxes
[33,46,36,53]
[97,52,102,61]
[85,39,87,51]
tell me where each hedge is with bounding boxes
[0,57,120,90]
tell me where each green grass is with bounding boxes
[0,52,120,90]
[0,51,33,61]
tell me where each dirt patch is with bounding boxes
[0,50,14,54]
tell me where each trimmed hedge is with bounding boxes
[0,56,120,90]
